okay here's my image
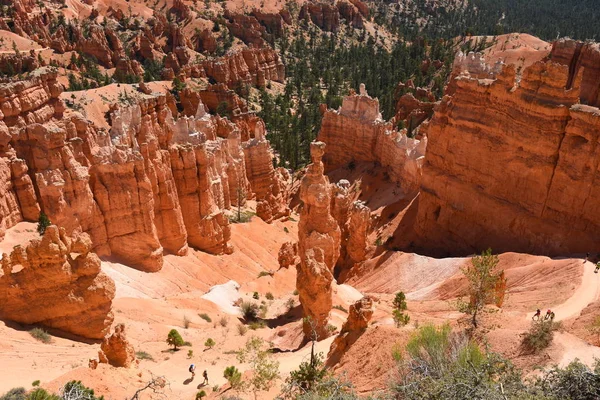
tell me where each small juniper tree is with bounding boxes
[392,291,410,327]
[37,212,51,236]
[223,365,243,390]
[204,338,216,349]
[458,248,506,328]
[167,329,184,350]
[237,337,280,400]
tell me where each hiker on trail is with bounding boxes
[545,309,552,320]
[189,364,196,378]
[595,262,600,274]
[203,370,209,385]
[532,309,541,320]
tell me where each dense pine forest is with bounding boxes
[260,26,454,169]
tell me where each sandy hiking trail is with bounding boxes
[526,260,600,322]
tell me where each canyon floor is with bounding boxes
[2,180,600,399]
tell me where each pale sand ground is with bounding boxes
[2,218,600,397]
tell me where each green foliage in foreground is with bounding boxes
[392,323,600,400]
[1,380,103,400]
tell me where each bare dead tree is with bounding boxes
[129,375,169,400]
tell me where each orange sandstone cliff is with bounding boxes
[318,85,426,193]
[411,39,600,256]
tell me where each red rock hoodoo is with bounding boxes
[296,141,341,340]
[98,323,137,368]
[0,226,115,339]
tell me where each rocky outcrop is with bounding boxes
[549,39,600,107]
[0,50,40,76]
[413,39,600,256]
[278,241,298,269]
[337,1,365,29]
[297,142,341,339]
[0,227,115,339]
[318,85,426,193]
[223,11,269,47]
[113,58,145,83]
[199,48,285,89]
[98,324,137,368]
[250,10,290,36]
[193,29,218,54]
[0,68,287,270]
[327,296,373,366]
[300,3,340,32]
[243,136,289,222]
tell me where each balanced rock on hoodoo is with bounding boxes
[99,324,137,368]
[0,226,115,339]
[296,141,341,340]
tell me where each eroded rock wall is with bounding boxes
[0,227,115,339]
[414,39,600,256]
[0,68,288,270]
[318,86,426,193]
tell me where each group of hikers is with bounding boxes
[189,364,209,385]
[530,253,600,321]
[583,253,600,273]
[532,308,555,321]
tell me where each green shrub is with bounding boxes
[521,320,559,354]
[249,321,266,330]
[31,380,40,387]
[188,350,194,359]
[238,324,248,336]
[286,298,295,311]
[393,309,410,327]
[333,305,348,313]
[240,301,259,321]
[183,315,191,329]
[223,366,243,389]
[219,316,228,327]
[293,289,299,295]
[265,292,274,300]
[37,212,51,236]
[166,329,184,350]
[253,292,260,300]
[259,304,268,319]
[27,388,59,400]
[195,390,206,399]
[29,328,51,344]
[135,351,154,361]
[198,313,212,323]
[205,338,216,349]
[0,387,26,400]
[258,271,271,278]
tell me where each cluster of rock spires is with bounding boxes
[0,226,115,339]
[0,68,288,272]
[294,141,375,339]
[3,0,286,89]
[412,39,600,256]
[299,0,369,31]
